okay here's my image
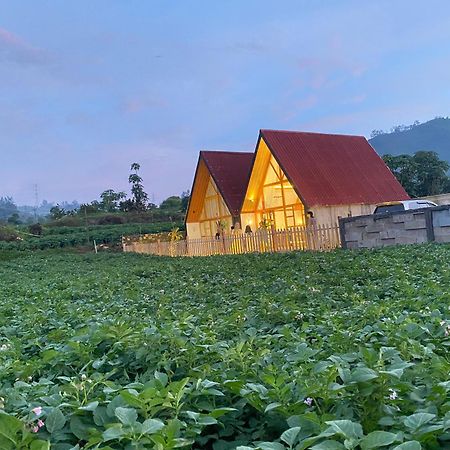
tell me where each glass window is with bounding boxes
[263,185,283,209]
[374,204,404,214]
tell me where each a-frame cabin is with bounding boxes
[240,129,409,229]
[186,151,253,239]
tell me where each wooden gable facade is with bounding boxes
[241,137,306,231]
[186,151,253,239]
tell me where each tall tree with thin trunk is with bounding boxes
[128,163,148,211]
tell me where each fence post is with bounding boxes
[424,209,435,242]
[338,218,347,249]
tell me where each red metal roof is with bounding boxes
[201,151,254,216]
[260,129,410,206]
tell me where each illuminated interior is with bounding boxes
[242,138,305,230]
[198,176,232,237]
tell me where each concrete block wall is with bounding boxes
[432,207,450,243]
[340,205,450,249]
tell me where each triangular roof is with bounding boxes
[186,151,253,221]
[257,129,410,206]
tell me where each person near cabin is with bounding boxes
[306,210,319,250]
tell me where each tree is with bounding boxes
[383,154,419,196]
[383,151,450,197]
[128,163,148,212]
[100,189,126,212]
[29,223,43,235]
[181,190,190,213]
[49,205,66,220]
[78,202,101,214]
[0,197,18,221]
[413,151,449,196]
[159,196,182,211]
[7,213,21,225]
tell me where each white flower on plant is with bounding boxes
[440,321,450,336]
[304,397,313,406]
[388,389,398,400]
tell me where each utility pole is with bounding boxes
[33,184,39,223]
[84,205,90,244]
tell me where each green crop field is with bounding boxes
[0,246,449,449]
[0,222,183,251]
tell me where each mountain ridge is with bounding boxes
[369,117,450,162]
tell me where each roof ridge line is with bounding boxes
[260,129,366,139]
[200,150,253,155]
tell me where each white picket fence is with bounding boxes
[123,224,341,257]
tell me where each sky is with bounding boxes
[1,0,450,205]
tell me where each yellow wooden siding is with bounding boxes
[186,162,232,238]
[241,137,305,231]
[186,158,210,223]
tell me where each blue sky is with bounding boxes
[1,0,450,205]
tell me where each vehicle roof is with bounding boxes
[376,199,437,206]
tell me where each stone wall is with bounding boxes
[339,205,450,249]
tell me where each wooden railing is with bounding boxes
[123,224,341,257]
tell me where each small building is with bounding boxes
[186,151,253,239]
[241,129,410,229]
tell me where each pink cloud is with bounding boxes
[295,55,367,91]
[121,96,169,114]
[277,94,319,122]
[0,26,51,65]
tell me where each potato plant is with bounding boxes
[0,245,449,449]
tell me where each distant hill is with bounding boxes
[369,117,450,162]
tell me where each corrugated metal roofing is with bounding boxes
[196,151,253,216]
[260,129,410,206]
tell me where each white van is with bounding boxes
[374,200,438,214]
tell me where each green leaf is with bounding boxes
[154,371,168,387]
[102,424,125,441]
[0,414,22,450]
[392,442,421,450]
[325,420,363,440]
[281,427,301,447]
[265,402,282,413]
[311,441,345,450]
[46,408,66,433]
[70,414,94,440]
[93,406,110,427]
[360,431,397,449]
[351,367,378,383]
[114,407,138,426]
[403,413,435,431]
[79,401,99,411]
[258,443,286,450]
[30,441,51,450]
[210,407,237,418]
[198,415,218,425]
[172,437,194,447]
[141,418,165,434]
